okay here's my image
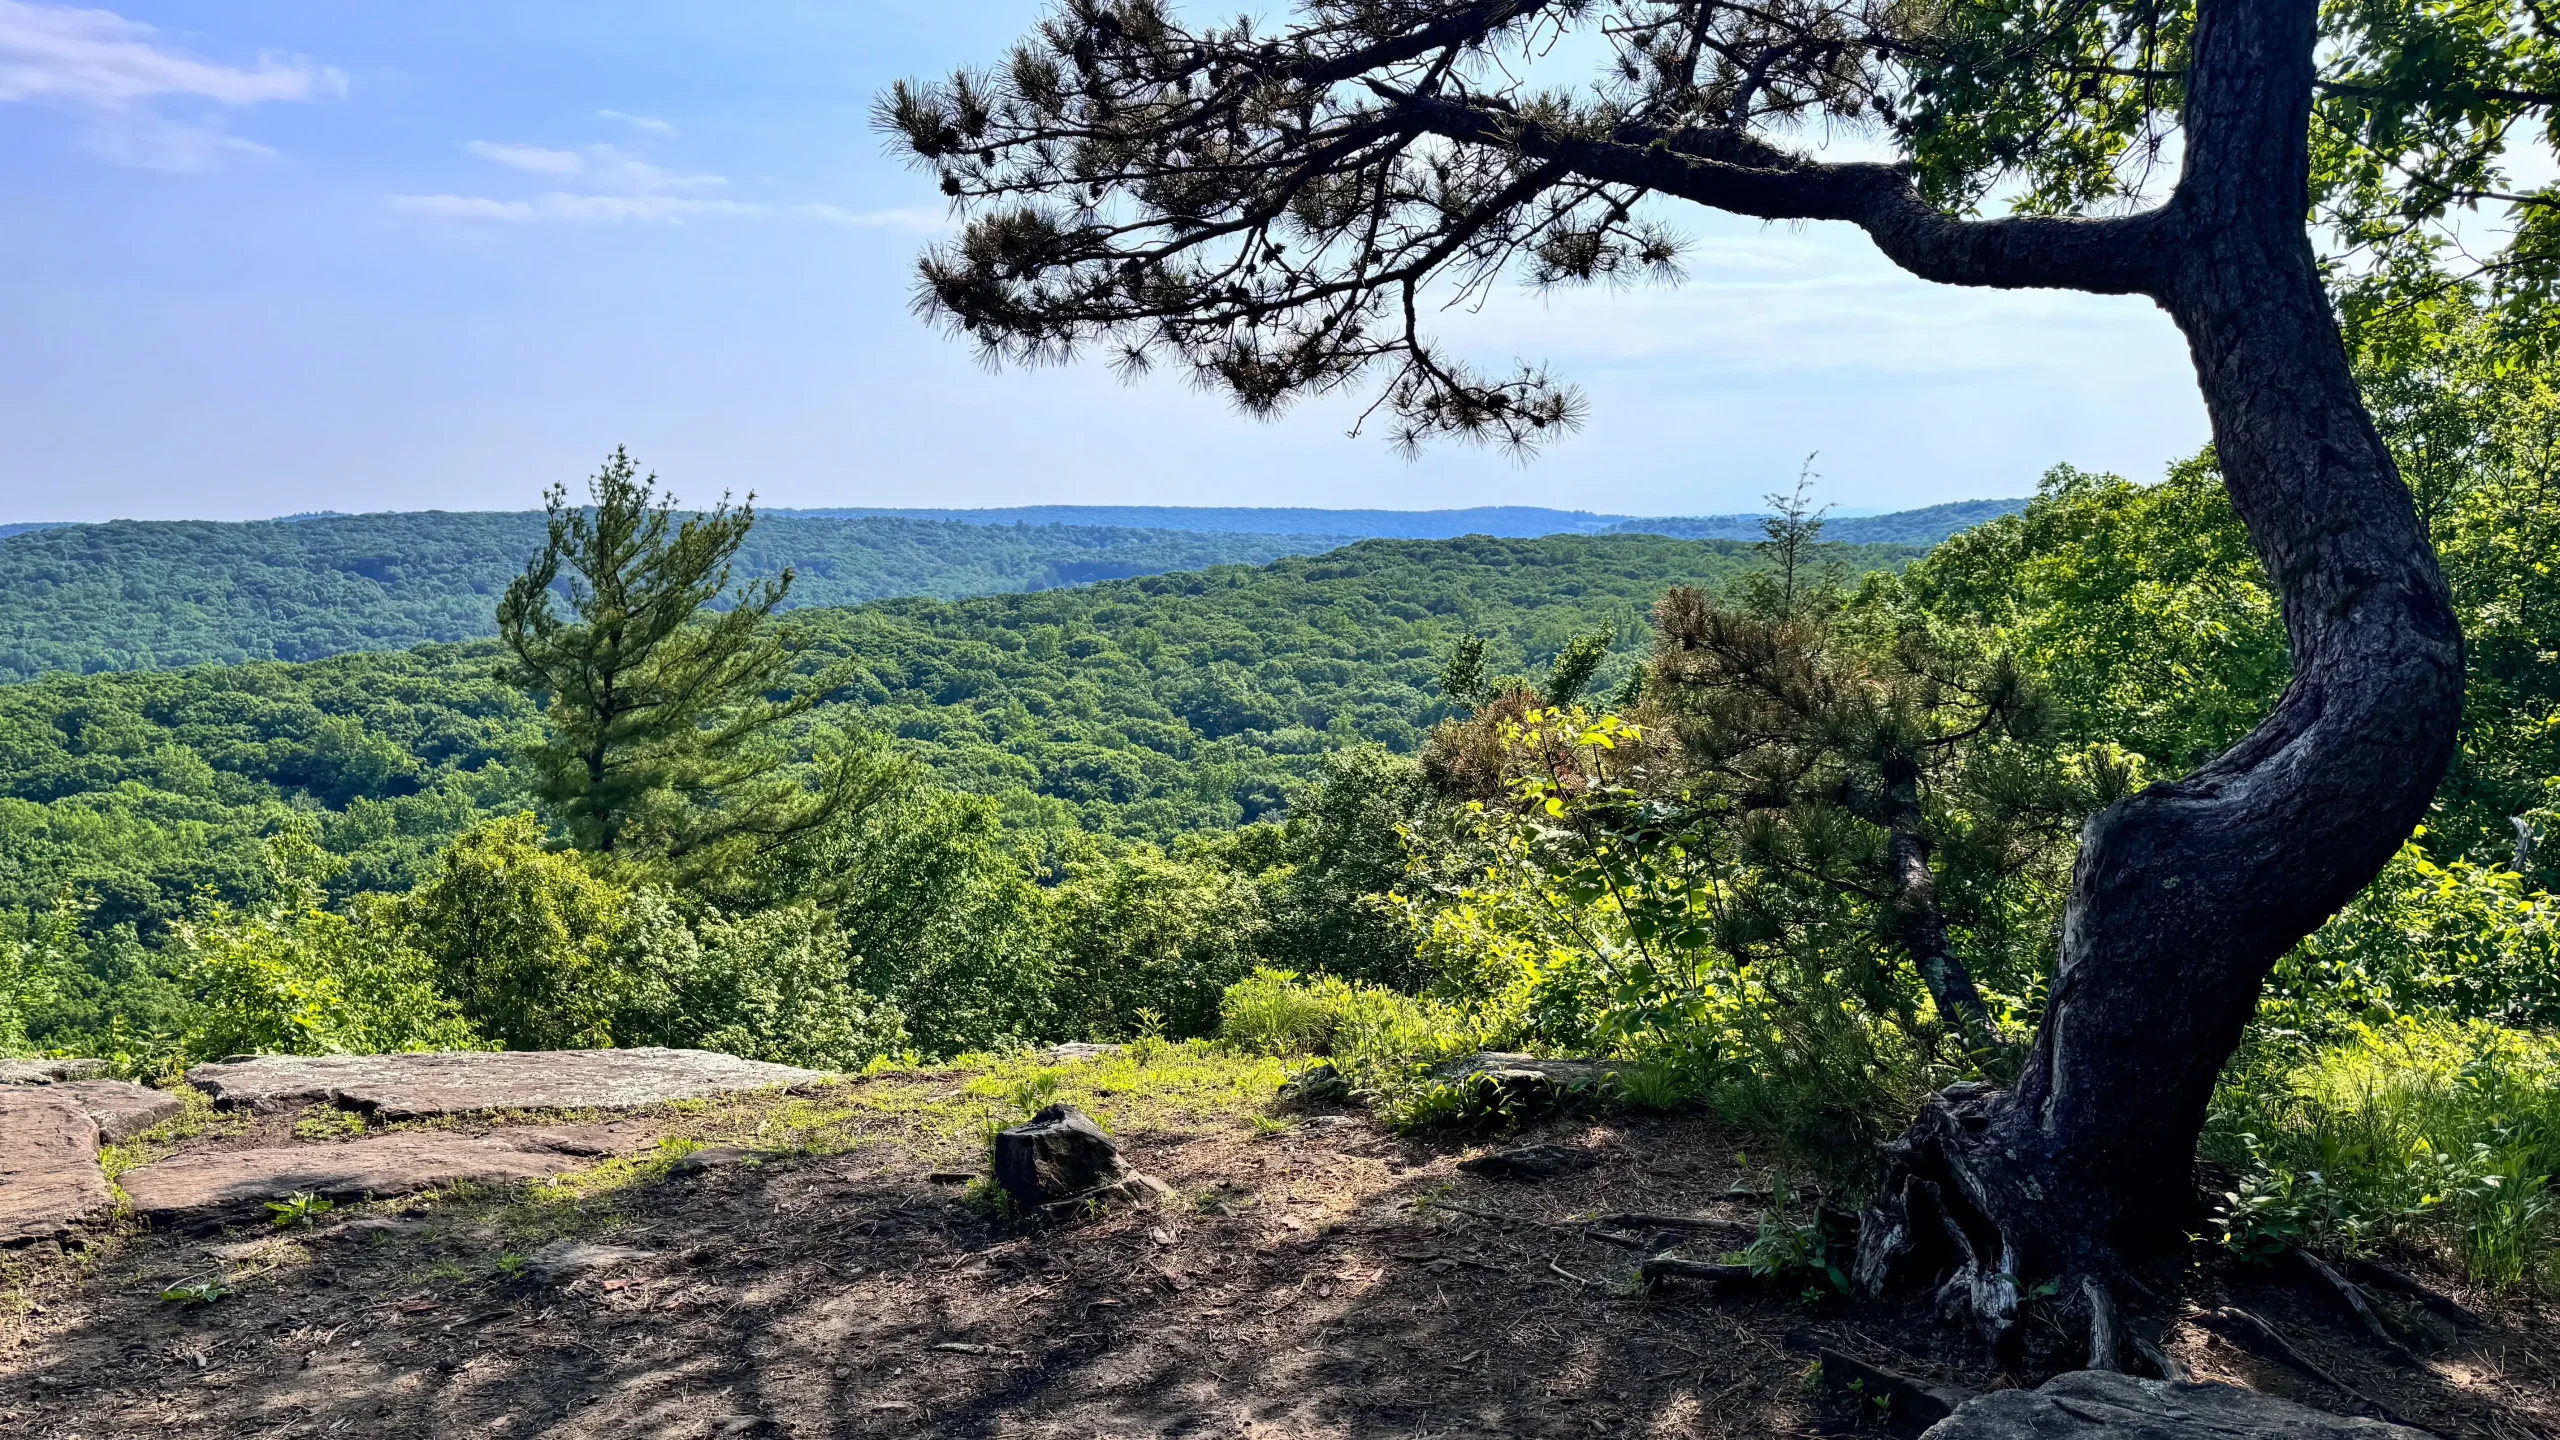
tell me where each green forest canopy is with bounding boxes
[0,532,1917,941]
[0,501,2018,683]
[0,512,1353,681]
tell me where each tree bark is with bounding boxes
[1854,0,2464,1334]
[1880,755,1995,1049]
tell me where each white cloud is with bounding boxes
[541,193,759,222]
[0,1,338,104]
[598,108,674,137]
[388,192,764,224]
[462,139,723,194]
[0,1,339,168]
[386,193,537,220]
[464,140,582,175]
[389,192,947,230]
[583,146,723,194]
[416,127,934,232]
[81,109,274,170]
[799,204,950,234]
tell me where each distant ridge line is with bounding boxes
[768,499,2029,544]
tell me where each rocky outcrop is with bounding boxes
[0,1057,106,1086]
[1921,1372,2424,1438]
[185,1047,826,1119]
[0,1090,111,1246]
[992,1104,1128,1211]
[49,1079,185,1142]
[118,1123,661,1229]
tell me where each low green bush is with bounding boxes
[2207,1018,2560,1289]
[2262,839,2560,1037]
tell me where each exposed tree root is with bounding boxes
[1637,1256,1755,1286]
[2202,1305,2419,1429]
[2082,1276,2123,1372]
[2296,1250,2421,1365]
[2343,1255,2481,1329]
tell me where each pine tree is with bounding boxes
[495,448,881,873]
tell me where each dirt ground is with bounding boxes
[6,1055,2560,1440]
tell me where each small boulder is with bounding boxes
[1460,1144,1595,1182]
[0,1091,109,1246]
[118,1123,659,1229]
[1278,1062,1353,1107]
[1041,1043,1123,1063]
[992,1104,1126,1210]
[184,1047,826,1119]
[1921,1371,2425,1438]
[1431,1053,1613,1115]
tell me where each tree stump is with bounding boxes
[991,1105,1127,1211]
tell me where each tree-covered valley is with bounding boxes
[21,2,2560,1434]
[0,511,1373,682]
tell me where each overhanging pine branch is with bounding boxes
[1386,92,2180,295]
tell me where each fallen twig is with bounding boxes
[1581,1228,1658,1251]
[1591,1212,1757,1232]
[1638,1257,1757,1286]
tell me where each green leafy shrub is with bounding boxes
[1042,845,1270,1041]
[1216,967,1494,1128]
[0,898,78,1056]
[607,892,907,1070]
[2262,839,2560,1036]
[1396,707,1957,1178]
[394,814,623,1050]
[2207,1019,2560,1288]
[173,895,483,1063]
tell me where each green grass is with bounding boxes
[2208,1018,2560,1288]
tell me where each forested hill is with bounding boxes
[1604,498,2029,545]
[0,532,1918,932]
[0,513,1352,682]
[778,500,2028,542]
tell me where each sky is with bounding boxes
[0,1,2211,523]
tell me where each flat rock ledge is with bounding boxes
[186,1047,827,1119]
[0,1090,111,1246]
[1922,1372,2425,1438]
[0,1057,107,1086]
[118,1122,660,1229]
[49,1079,186,1142]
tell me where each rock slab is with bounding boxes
[50,1079,186,1142]
[0,1057,106,1086]
[118,1123,661,1228]
[993,1104,1126,1210]
[185,1047,827,1119]
[0,1091,110,1245]
[1921,1372,2425,1438]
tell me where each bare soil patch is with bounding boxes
[4,1056,2559,1439]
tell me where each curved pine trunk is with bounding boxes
[1858,0,2466,1335]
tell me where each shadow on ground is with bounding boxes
[5,1097,2558,1439]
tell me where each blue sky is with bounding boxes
[0,1,2209,523]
